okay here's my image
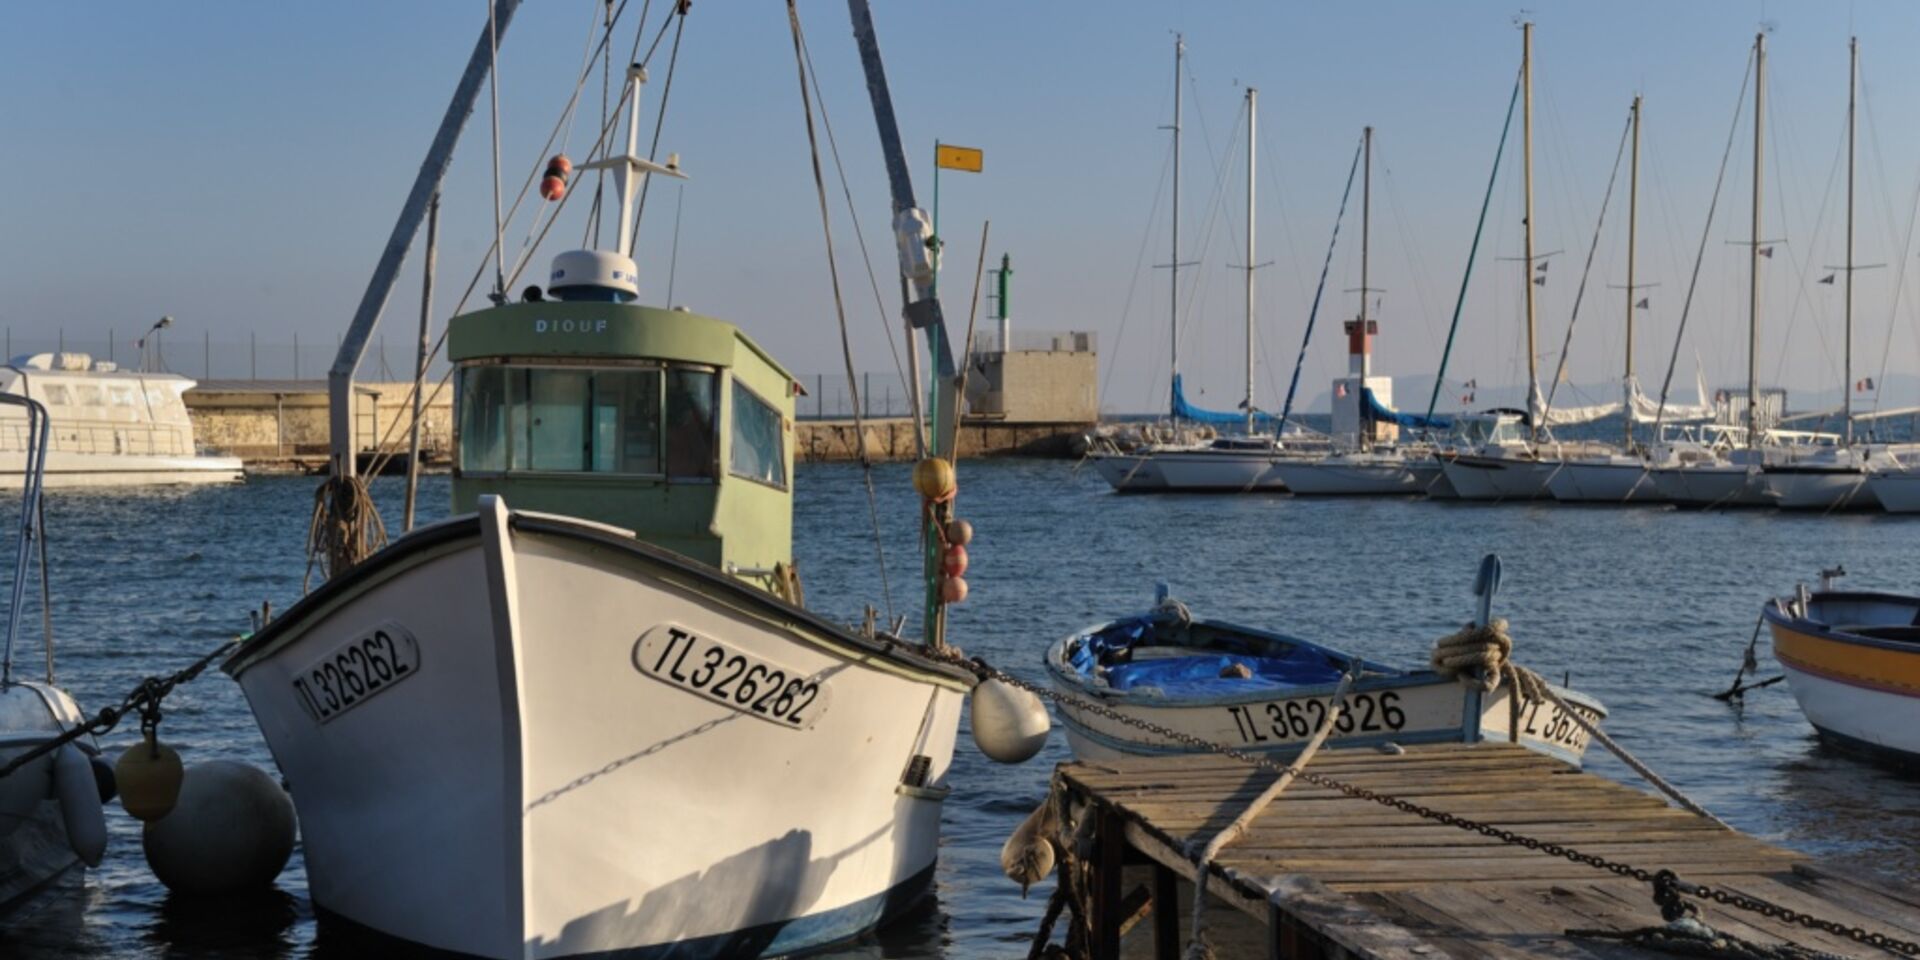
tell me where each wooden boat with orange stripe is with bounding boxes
[1763,575,1920,771]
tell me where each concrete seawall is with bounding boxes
[796,418,1091,461]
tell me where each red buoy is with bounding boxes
[548,154,573,178]
[540,175,567,202]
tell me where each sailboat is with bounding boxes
[1650,32,1781,509]
[1760,38,1883,511]
[1091,70,1302,493]
[0,394,109,916]
[1442,21,1561,501]
[222,5,1038,957]
[1546,97,1664,504]
[1269,127,1424,496]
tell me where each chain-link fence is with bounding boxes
[795,372,918,420]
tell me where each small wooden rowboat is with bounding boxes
[1045,583,1607,767]
[1764,574,1920,771]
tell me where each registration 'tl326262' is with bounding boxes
[632,623,831,730]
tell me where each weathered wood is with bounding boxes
[1057,744,1920,959]
[1153,863,1180,960]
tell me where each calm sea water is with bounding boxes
[4,460,1919,958]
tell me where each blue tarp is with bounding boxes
[1364,387,1451,431]
[1068,614,1353,698]
[1170,374,1281,426]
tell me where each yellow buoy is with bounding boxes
[116,732,184,823]
[912,457,956,501]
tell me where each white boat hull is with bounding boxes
[1266,457,1419,496]
[227,502,970,959]
[6,450,244,488]
[1546,459,1659,503]
[1049,673,1601,768]
[0,683,97,917]
[1089,453,1168,492]
[1761,467,1878,511]
[1648,464,1769,508]
[1151,451,1288,492]
[1442,454,1557,501]
[1869,470,1920,513]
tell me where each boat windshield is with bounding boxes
[457,364,717,479]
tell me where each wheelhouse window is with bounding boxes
[458,365,676,476]
[729,380,786,488]
[665,369,718,479]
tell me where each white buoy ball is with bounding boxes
[969,678,1050,763]
[143,760,295,896]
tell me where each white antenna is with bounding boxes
[581,65,688,258]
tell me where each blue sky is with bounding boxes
[4,2,1919,413]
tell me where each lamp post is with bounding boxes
[137,316,173,372]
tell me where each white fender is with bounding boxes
[54,743,107,866]
[969,678,1050,764]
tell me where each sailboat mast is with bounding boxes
[1245,86,1258,437]
[1844,36,1856,442]
[1625,95,1639,449]
[1748,31,1765,450]
[1522,21,1539,443]
[1360,126,1372,369]
[1171,34,1183,399]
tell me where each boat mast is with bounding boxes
[1245,86,1257,437]
[1625,95,1639,449]
[1360,124,1372,379]
[1170,34,1183,413]
[1522,20,1539,444]
[1844,36,1856,442]
[1748,31,1765,450]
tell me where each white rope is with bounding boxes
[1185,672,1354,960]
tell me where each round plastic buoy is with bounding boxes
[945,518,974,546]
[913,457,956,501]
[116,734,183,822]
[969,678,1049,764]
[143,761,295,896]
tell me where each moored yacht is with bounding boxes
[0,353,241,487]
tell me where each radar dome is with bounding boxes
[549,250,639,303]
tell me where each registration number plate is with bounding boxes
[292,622,420,723]
[631,624,829,730]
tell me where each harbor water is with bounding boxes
[4,460,1919,958]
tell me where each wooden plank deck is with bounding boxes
[1058,743,1920,959]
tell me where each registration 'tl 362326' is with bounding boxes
[632,623,831,730]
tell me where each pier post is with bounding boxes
[1152,864,1180,960]
[1093,806,1126,960]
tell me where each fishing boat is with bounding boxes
[1764,569,1920,770]
[1048,560,1607,766]
[0,394,109,917]
[0,352,241,487]
[224,5,1039,957]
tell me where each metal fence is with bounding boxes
[795,373,925,420]
[967,329,1096,355]
[1,328,454,383]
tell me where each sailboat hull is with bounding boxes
[1266,457,1418,495]
[1648,464,1770,508]
[226,503,969,960]
[1546,459,1660,503]
[1150,451,1288,492]
[1761,466,1878,511]
[1090,453,1169,493]
[1868,470,1920,513]
[1441,454,1556,501]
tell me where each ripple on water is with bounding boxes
[1,465,1917,958]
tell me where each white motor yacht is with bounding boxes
[1,353,240,487]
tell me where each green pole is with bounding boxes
[931,139,941,299]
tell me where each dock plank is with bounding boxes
[1058,744,1920,959]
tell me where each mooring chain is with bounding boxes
[0,638,238,781]
[917,649,1920,957]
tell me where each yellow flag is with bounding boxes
[936,144,984,173]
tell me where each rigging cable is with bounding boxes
[1861,63,1916,420]
[785,0,894,620]
[1419,65,1521,437]
[629,1,690,255]
[1541,105,1632,422]
[487,0,508,302]
[1097,136,1172,417]
[1277,133,1363,432]
[793,15,912,399]
[1652,44,1755,433]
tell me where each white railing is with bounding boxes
[0,419,190,457]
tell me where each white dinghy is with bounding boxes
[1047,558,1606,768]
[224,4,1043,956]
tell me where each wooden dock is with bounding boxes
[1058,743,1920,959]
